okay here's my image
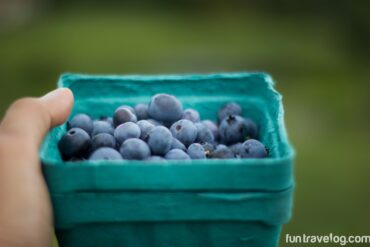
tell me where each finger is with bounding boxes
[0,88,74,148]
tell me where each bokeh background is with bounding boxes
[1,0,370,246]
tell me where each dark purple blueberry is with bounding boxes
[113,106,137,127]
[244,118,259,139]
[58,128,90,159]
[202,120,219,140]
[229,142,243,158]
[114,122,141,145]
[89,147,122,161]
[99,116,113,126]
[91,133,116,151]
[195,122,214,144]
[137,120,155,141]
[145,156,166,161]
[170,137,186,151]
[218,102,242,122]
[170,119,198,147]
[211,144,234,159]
[219,115,251,145]
[92,120,114,136]
[182,108,200,122]
[187,143,206,159]
[120,138,151,160]
[147,119,162,126]
[165,149,191,160]
[148,94,183,123]
[239,139,268,158]
[135,103,149,120]
[67,113,93,136]
[147,126,172,155]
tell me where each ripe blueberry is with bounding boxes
[67,113,93,136]
[170,137,186,152]
[211,144,234,159]
[170,119,198,147]
[145,156,166,161]
[239,139,268,158]
[202,120,219,141]
[92,120,114,136]
[147,126,172,155]
[120,138,151,160]
[91,133,116,151]
[195,122,215,144]
[187,143,206,159]
[58,127,90,159]
[114,122,141,145]
[89,147,122,161]
[218,102,242,122]
[137,120,155,141]
[135,103,149,120]
[219,115,251,145]
[165,149,191,160]
[113,106,137,127]
[148,94,183,123]
[182,108,200,122]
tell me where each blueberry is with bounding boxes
[219,115,251,145]
[218,102,242,122]
[202,120,219,140]
[182,108,200,122]
[145,156,166,161]
[120,138,151,160]
[201,142,215,157]
[113,106,137,127]
[137,120,155,141]
[118,105,135,114]
[135,103,149,120]
[170,119,198,147]
[58,128,90,159]
[244,118,258,139]
[89,147,122,161]
[170,137,186,151]
[187,143,206,159]
[91,133,116,151]
[99,116,114,126]
[195,122,214,144]
[67,114,93,136]
[114,122,141,144]
[239,139,268,158]
[211,144,234,159]
[147,126,172,155]
[92,120,114,136]
[165,149,191,160]
[229,142,243,158]
[148,94,183,123]
[147,119,162,126]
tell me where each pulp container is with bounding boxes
[40,72,295,247]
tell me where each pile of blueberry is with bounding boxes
[58,94,268,161]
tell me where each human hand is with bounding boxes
[0,88,74,247]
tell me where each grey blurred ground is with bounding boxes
[0,1,369,246]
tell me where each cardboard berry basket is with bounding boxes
[40,73,295,247]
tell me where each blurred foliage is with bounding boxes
[0,1,369,247]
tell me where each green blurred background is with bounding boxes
[1,0,369,246]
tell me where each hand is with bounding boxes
[0,88,74,247]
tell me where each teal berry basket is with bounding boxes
[40,72,295,247]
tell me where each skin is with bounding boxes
[0,88,74,247]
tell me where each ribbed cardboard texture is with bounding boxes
[40,73,295,247]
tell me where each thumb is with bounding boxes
[0,88,74,148]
